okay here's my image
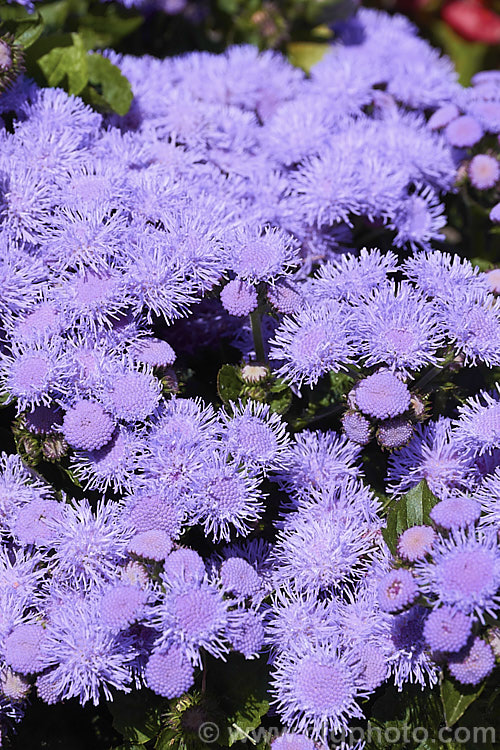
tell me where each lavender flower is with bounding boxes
[397,526,436,562]
[62,400,115,451]
[149,579,231,665]
[423,606,472,653]
[453,388,500,456]
[448,637,495,685]
[352,372,411,420]
[415,528,500,622]
[387,418,477,498]
[270,303,354,387]
[270,640,369,739]
[145,647,194,697]
[352,282,443,374]
[469,154,499,189]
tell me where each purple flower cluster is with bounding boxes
[0,6,499,745]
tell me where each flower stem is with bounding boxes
[250,309,267,364]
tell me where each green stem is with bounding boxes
[303,403,344,427]
[250,309,267,364]
[413,348,456,392]
[231,724,257,746]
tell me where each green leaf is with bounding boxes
[217,0,243,14]
[154,727,177,749]
[78,5,143,47]
[13,17,44,48]
[82,53,133,116]
[269,388,292,415]
[38,0,70,29]
[108,690,166,745]
[470,257,494,272]
[37,32,88,94]
[269,379,289,394]
[286,42,330,73]
[217,364,243,405]
[228,691,269,746]
[440,677,485,728]
[0,7,44,49]
[382,480,439,555]
[0,4,38,21]
[206,655,269,747]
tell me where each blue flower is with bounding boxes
[270,639,369,739]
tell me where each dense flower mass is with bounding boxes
[0,5,499,747]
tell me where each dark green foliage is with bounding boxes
[382,480,440,555]
[0,0,139,111]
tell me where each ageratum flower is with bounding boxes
[272,512,376,594]
[378,569,418,613]
[448,637,495,685]
[389,606,439,690]
[452,388,500,456]
[0,547,46,603]
[270,639,369,739]
[8,302,63,343]
[61,400,115,451]
[162,549,206,587]
[469,154,499,189]
[97,363,161,423]
[219,558,262,598]
[377,418,414,450]
[389,186,446,251]
[429,495,481,530]
[69,425,146,493]
[265,584,338,654]
[270,302,354,388]
[227,225,299,284]
[12,497,63,547]
[4,623,47,675]
[352,282,443,374]
[37,594,136,705]
[0,338,69,412]
[475,469,500,528]
[271,734,317,750]
[124,486,185,538]
[387,417,477,498]
[148,579,232,665]
[220,279,258,317]
[189,453,265,542]
[129,337,176,368]
[445,115,483,147]
[439,293,500,367]
[423,606,472,653]
[48,498,131,591]
[398,526,436,562]
[341,411,372,446]
[403,250,488,301]
[309,248,398,304]
[145,647,194,698]
[229,610,265,659]
[0,452,54,533]
[274,430,362,500]
[353,371,411,420]
[220,400,289,475]
[415,528,500,622]
[100,583,148,631]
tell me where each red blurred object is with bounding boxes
[441,0,500,44]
